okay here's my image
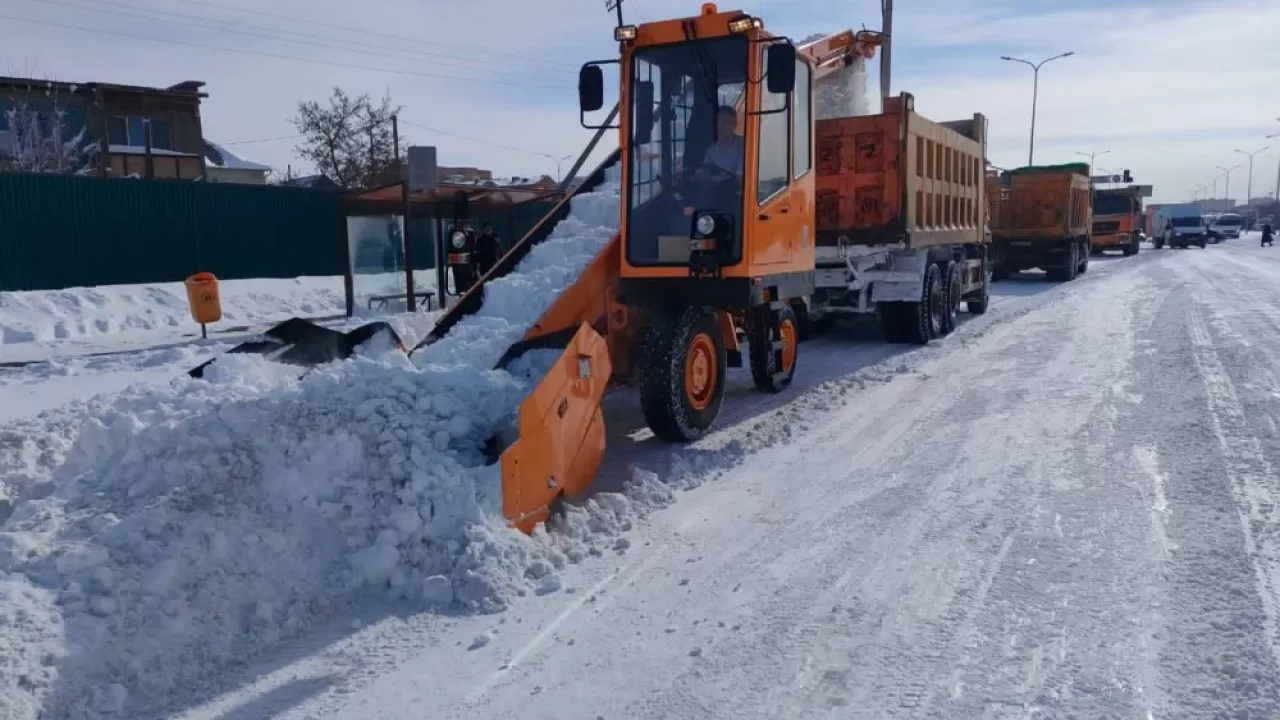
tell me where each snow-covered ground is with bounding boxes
[160,236,1280,720]
[9,229,1280,718]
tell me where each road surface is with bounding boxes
[175,239,1280,720]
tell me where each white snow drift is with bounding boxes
[0,166,631,719]
[0,277,347,346]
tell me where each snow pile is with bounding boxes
[0,277,347,346]
[0,165,622,719]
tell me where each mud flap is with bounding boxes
[187,318,403,379]
[496,322,612,534]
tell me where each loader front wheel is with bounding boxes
[749,304,798,393]
[638,307,726,442]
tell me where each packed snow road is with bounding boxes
[158,238,1280,720]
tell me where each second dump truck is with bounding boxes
[1091,186,1144,256]
[987,163,1093,281]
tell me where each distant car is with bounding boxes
[1210,213,1243,240]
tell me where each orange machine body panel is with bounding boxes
[500,323,612,534]
[616,7,817,284]
[814,93,988,250]
[1090,186,1142,248]
[988,170,1092,241]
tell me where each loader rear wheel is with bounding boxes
[638,307,726,442]
[749,304,798,393]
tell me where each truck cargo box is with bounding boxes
[815,92,988,250]
[987,164,1092,241]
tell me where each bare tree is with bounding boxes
[291,87,404,190]
[0,80,98,175]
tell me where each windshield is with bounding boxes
[1171,216,1203,227]
[1216,214,1242,226]
[1092,194,1133,216]
[625,36,748,266]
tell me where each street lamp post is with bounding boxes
[1269,130,1280,203]
[1217,164,1242,208]
[1001,52,1075,165]
[1236,146,1269,207]
[1076,149,1109,179]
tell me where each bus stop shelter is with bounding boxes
[339,180,563,316]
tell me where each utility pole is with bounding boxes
[392,113,415,313]
[1268,130,1280,202]
[1236,146,1268,207]
[1002,51,1075,165]
[1217,164,1241,208]
[880,0,893,103]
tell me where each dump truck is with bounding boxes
[187,4,991,534]
[807,94,991,337]
[1091,186,1143,256]
[988,163,1093,281]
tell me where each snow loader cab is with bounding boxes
[572,5,816,439]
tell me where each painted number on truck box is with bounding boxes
[854,133,882,174]
[817,138,843,174]
[817,190,841,227]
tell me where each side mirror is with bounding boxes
[765,43,796,95]
[633,80,655,145]
[579,65,605,113]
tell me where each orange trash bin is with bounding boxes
[185,272,222,331]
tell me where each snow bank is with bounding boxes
[0,165,623,719]
[0,277,346,346]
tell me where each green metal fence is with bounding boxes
[0,172,344,292]
[0,172,559,293]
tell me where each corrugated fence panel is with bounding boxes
[0,173,560,293]
[0,173,344,292]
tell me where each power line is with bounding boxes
[163,0,579,69]
[0,12,573,90]
[24,0,567,80]
[220,134,301,146]
[400,119,566,159]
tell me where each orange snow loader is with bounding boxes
[195,5,993,537]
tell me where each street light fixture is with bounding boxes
[1076,149,1109,179]
[1001,51,1075,165]
[1217,164,1242,208]
[1236,147,1269,207]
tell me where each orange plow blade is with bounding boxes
[499,322,613,533]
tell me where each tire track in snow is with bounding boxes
[1186,301,1280,670]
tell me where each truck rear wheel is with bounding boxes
[940,261,962,335]
[880,263,942,344]
[638,307,726,442]
[1047,241,1078,282]
[967,264,991,315]
[749,304,798,393]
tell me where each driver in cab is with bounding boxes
[691,105,744,186]
[670,104,743,230]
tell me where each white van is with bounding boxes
[1210,213,1243,240]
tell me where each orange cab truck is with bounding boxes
[987,163,1093,281]
[1090,186,1143,256]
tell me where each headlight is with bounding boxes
[450,230,466,249]
[694,214,716,237]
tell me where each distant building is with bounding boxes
[0,75,208,179]
[202,140,271,184]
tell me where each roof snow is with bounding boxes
[202,140,272,171]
